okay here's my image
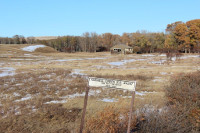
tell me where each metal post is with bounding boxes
[127,91,136,133]
[80,87,90,133]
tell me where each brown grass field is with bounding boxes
[0,44,199,132]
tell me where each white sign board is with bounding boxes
[88,77,136,91]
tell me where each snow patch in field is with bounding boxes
[180,55,200,59]
[153,77,162,82]
[22,45,46,52]
[62,89,101,99]
[142,54,155,57]
[13,92,20,97]
[100,98,118,103]
[160,72,167,75]
[92,65,109,69]
[55,59,83,62]
[11,59,34,61]
[45,100,67,104]
[86,57,107,60]
[71,69,86,75]
[159,54,166,57]
[55,57,107,62]
[123,91,157,98]
[15,94,32,102]
[108,59,136,66]
[151,59,166,65]
[0,67,15,77]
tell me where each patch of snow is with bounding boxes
[86,57,107,60]
[62,89,101,99]
[15,94,32,102]
[13,92,20,97]
[151,60,166,65]
[142,54,155,57]
[180,55,200,59]
[171,57,176,61]
[108,59,136,66]
[123,91,157,97]
[100,98,118,102]
[0,67,15,77]
[62,87,69,90]
[16,83,24,86]
[45,100,67,104]
[92,65,109,69]
[22,45,46,52]
[160,72,167,75]
[136,59,147,61]
[136,92,146,96]
[39,80,50,82]
[11,59,34,61]
[66,92,86,99]
[55,59,83,62]
[159,54,166,57]
[23,54,35,57]
[153,77,163,82]
[71,69,86,75]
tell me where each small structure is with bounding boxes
[110,44,133,54]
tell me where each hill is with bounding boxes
[34,36,58,40]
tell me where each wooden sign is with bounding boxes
[88,77,136,91]
[80,77,137,133]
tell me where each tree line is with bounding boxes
[0,19,199,53]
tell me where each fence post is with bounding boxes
[127,91,136,133]
[79,87,90,133]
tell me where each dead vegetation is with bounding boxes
[84,71,200,132]
[35,46,58,53]
[0,44,200,132]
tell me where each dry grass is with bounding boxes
[35,46,58,53]
[0,44,199,132]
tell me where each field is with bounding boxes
[0,44,199,132]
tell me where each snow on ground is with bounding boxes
[55,57,107,62]
[45,100,67,104]
[70,69,86,75]
[99,98,118,102]
[180,55,200,59]
[142,54,155,57]
[91,65,110,69]
[61,89,101,99]
[153,77,163,82]
[85,57,107,60]
[15,94,32,102]
[108,59,136,66]
[22,45,46,52]
[0,67,15,77]
[159,54,166,57]
[151,60,166,65]
[123,91,157,98]
[11,59,34,61]
[160,72,167,75]
[55,59,83,62]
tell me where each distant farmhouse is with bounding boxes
[110,44,133,54]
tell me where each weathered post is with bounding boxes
[79,87,90,133]
[127,91,136,133]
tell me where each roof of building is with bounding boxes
[110,44,132,49]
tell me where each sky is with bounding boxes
[0,0,200,37]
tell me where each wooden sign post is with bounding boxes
[79,77,136,133]
[79,87,89,133]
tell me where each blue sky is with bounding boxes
[0,0,200,37]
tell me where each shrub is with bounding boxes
[139,71,200,132]
[85,106,141,133]
[133,46,141,54]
